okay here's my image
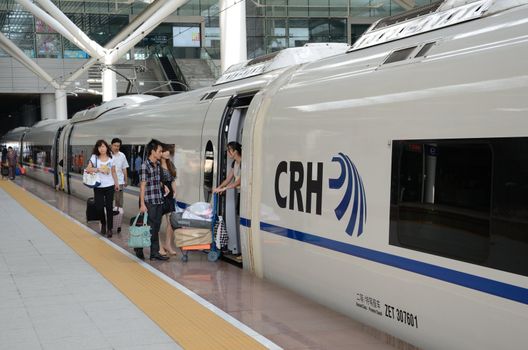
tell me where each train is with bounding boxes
[2,1,528,348]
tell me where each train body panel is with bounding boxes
[2,2,528,348]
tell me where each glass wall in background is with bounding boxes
[0,0,438,60]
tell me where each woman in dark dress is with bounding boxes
[159,144,178,256]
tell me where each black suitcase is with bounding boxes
[1,166,8,177]
[86,197,98,221]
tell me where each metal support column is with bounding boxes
[220,0,247,73]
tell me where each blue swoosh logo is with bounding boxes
[329,153,367,236]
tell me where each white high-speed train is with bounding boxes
[2,1,528,348]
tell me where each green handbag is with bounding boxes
[128,213,151,248]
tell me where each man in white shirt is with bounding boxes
[111,138,129,228]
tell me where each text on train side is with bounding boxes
[274,161,323,215]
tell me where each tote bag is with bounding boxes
[83,157,100,188]
[83,171,101,188]
[128,213,151,248]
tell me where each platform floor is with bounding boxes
[1,177,420,350]
[0,183,183,350]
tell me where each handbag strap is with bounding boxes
[132,212,148,226]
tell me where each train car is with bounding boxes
[2,1,527,348]
[241,1,528,349]
[0,126,29,156]
[21,119,67,187]
[58,43,348,257]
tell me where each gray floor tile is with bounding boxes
[0,186,181,350]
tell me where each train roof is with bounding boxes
[214,43,349,85]
[30,119,67,129]
[70,94,158,124]
[351,0,526,51]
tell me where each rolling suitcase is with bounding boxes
[112,207,124,232]
[86,197,98,221]
[1,165,8,179]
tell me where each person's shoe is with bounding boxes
[150,253,169,261]
[107,230,113,238]
[100,226,107,236]
[135,249,145,260]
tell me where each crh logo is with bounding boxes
[274,154,367,237]
[329,153,367,237]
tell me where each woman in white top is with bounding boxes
[86,139,119,237]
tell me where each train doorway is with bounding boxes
[52,126,64,188]
[217,93,255,264]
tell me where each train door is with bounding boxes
[52,126,64,188]
[201,95,231,202]
[201,92,257,265]
[218,93,255,262]
[57,123,74,193]
[19,132,28,165]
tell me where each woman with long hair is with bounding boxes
[159,143,178,256]
[86,139,119,237]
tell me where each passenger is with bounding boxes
[85,140,119,238]
[133,154,142,186]
[110,138,129,218]
[213,142,242,195]
[1,146,6,164]
[135,139,169,261]
[159,143,178,256]
[6,146,18,180]
[78,151,85,174]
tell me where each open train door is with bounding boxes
[202,92,257,266]
[52,125,65,188]
[57,123,74,193]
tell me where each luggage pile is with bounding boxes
[171,202,212,248]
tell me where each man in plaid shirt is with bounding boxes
[135,139,169,261]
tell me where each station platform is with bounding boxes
[0,178,419,350]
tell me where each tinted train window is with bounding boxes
[70,145,92,174]
[126,144,145,187]
[390,138,528,277]
[24,145,52,168]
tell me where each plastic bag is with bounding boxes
[185,202,213,220]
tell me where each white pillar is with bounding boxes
[55,90,68,121]
[40,93,56,120]
[220,0,247,73]
[102,66,117,102]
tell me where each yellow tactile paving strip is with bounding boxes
[0,180,266,350]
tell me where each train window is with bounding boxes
[24,145,53,168]
[125,145,145,187]
[203,141,214,203]
[70,144,144,186]
[70,146,91,174]
[390,138,528,277]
